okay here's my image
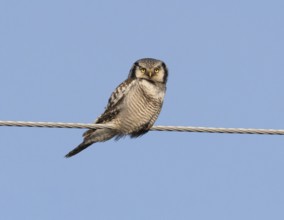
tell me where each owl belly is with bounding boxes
[117,82,164,134]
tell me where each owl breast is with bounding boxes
[115,79,166,134]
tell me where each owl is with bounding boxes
[65,58,168,157]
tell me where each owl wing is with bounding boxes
[82,78,135,138]
[97,78,136,124]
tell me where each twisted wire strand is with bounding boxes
[0,120,284,135]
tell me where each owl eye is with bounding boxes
[154,68,160,73]
[140,67,146,73]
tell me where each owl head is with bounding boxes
[128,58,168,84]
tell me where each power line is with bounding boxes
[0,120,284,135]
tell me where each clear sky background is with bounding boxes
[1,0,284,219]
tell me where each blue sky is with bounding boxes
[1,0,284,219]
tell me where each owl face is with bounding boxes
[129,58,168,84]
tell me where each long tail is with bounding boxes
[65,141,93,158]
[65,128,117,158]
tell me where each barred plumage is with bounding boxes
[65,58,168,158]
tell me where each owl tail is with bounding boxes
[65,141,93,158]
[65,128,117,158]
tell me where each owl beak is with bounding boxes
[148,71,153,78]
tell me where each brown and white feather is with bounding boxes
[65,58,168,157]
